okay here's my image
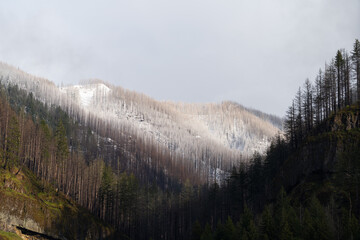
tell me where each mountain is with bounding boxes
[0,39,359,239]
[0,62,282,183]
[61,81,280,154]
[190,40,360,239]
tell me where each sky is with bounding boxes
[0,0,359,116]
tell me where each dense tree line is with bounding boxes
[285,39,360,149]
[185,39,360,239]
[0,62,280,185]
[0,82,244,239]
[0,84,185,239]
[190,187,360,240]
[1,40,359,239]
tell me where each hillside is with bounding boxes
[0,167,113,240]
[0,62,282,183]
[184,97,360,240]
[272,104,360,199]
[61,81,279,155]
[184,40,360,239]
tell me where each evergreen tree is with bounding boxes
[214,220,226,240]
[224,216,236,240]
[201,223,213,240]
[99,165,115,221]
[303,79,314,133]
[191,221,203,240]
[285,101,296,148]
[352,39,360,101]
[303,196,333,240]
[314,69,324,125]
[260,206,275,240]
[40,119,51,162]
[5,116,20,170]
[238,205,258,240]
[295,88,303,147]
[335,50,344,109]
[274,188,293,240]
[55,119,69,162]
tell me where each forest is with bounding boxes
[0,39,359,240]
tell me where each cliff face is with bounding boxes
[272,104,360,199]
[0,168,113,240]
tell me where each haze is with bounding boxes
[0,0,359,116]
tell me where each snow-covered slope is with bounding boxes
[59,80,280,156]
[0,62,282,180]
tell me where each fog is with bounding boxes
[0,0,359,116]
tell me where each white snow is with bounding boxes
[61,83,111,107]
[0,62,282,182]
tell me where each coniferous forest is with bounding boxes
[0,38,360,239]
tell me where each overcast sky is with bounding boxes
[0,0,359,116]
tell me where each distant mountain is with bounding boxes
[0,62,282,182]
[61,81,281,154]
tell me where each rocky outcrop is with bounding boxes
[0,169,114,240]
[330,105,360,131]
[271,104,360,199]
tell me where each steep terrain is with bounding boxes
[0,167,113,240]
[185,104,360,240]
[272,104,360,200]
[0,62,282,183]
[61,82,279,155]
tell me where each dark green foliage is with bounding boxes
[260,206,275,240]
[274,188,293,240]
[55,119,69,162]
[2,39,360,240]
[191,221,202,240]
[214,220,225,240]
[334,129,360,215]
[239,206,258,240]
[40,119,52,162]
[117,171,139,225]
[224,217,236,240]
[201,223,213,240]
[99,164,115,221]
[5,116,20,170]
[303,196,333,240]
[214,218,237,240]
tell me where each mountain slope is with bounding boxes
[0,62,282,182]
[61,81,280,155]
[0,167,113,240]
[271,104,360,199]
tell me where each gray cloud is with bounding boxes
[0,0,359,116]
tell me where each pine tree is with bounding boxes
[40,119,51,162]
[303,196,333,240]
[314,69,323,124]
[99,165,115,221]
[55,119,69,162]
[224,216,236,240]
[5,116,20,170]
[238,205,258,240]
[335,50,344,109]
[260,206,275,240]
[274,188,293,240]
[352,39,360,101]
[294,88,303,147]
[214,220,225,240]
[303,79,314,133]
[201,223,213,240]
[285,101,296,148]
[191,221,203,240]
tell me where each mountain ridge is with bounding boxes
[0,61,282,182]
